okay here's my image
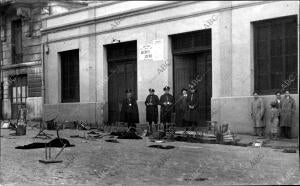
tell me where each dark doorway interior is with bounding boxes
[60,49,80,103]
[171,30,212,126]
[106,41,137,124]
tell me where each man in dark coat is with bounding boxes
[184,85,199,129]
[145,88,159,134]
[274,91,282,128]
[120,89,139,128]
[274,91,282,110]
[159,86,175,133]
[176,88,188,127]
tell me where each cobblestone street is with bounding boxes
[0,128,299,186]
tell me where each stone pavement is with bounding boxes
[0,127,299,185]
[235,134,299,149]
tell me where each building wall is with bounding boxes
[42,1,299,136]
[212,1,299,137]
[0,1,88,120]
[0,6,44,120]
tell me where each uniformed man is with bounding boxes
[120,89,139,129]
[159,86,175,133]
[145,88,159,134]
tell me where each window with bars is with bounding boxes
[60,49,80,103]
[253,15,298,94]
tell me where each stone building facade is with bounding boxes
[40,1,298,136]
[0,0,88,120]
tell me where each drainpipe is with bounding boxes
[0,14,4,120]
[297,12,299,167]
[41,43,45,121]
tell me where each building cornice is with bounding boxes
[1,61,41,70]
[43,1,279,44]
[41,1,194,34]
[41,1,121,21]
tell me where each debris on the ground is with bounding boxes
[39,144,66,164]
[251,140,264,148]
[78,121,90,130]
[87,131,98,135]
[283,148,297,153]
[179,145,203,149]
[110,130,142,139]
[151,131,166,140]
[142,129,148,137]
[148,144,175,149]
[183,176,208,181]
[155,140,165,143]
[15,138,74,149]
[70,130,110,140]
[105,139,119,143]
[1,121,10,129]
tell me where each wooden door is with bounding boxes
[196,52,212,122]
[108,61,137,123]
[173,52,212,125]
[174,55,194,125]
[106,41,137,123]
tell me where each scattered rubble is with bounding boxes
[148,144,175,149]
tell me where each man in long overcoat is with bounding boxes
[120,89,139,128]
[251,92,265,136]
[145,88,159,133]
[176,88,188,127]
[184,85,199,129]
[159,86,175,133]
[280,90,296,138]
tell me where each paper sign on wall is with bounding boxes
[139,39,163,61]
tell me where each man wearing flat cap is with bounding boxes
[120,89,139,129]
[184,84,199,130]
[145,88,159,134]
[159,86,175,133]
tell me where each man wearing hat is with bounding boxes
[120,89,139,129]
[145,88,159,134]
[184,84,199,130]
[159,86,175,133]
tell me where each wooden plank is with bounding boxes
[39,160,63,164]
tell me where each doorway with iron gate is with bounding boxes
[106,41,137,124]
[171,29,212,126]
[10,74,27,119]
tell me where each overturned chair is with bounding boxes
[33,117,57,139]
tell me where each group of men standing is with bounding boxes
[120,85,200,135]
[120,86,297,138]
[251,90,296,139]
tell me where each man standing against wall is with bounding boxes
[280,90,296,139]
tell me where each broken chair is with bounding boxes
[33,119,53,139]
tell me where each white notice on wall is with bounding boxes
[152,39,163,61]
[139,39,163,61]
[139,44,153,61]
